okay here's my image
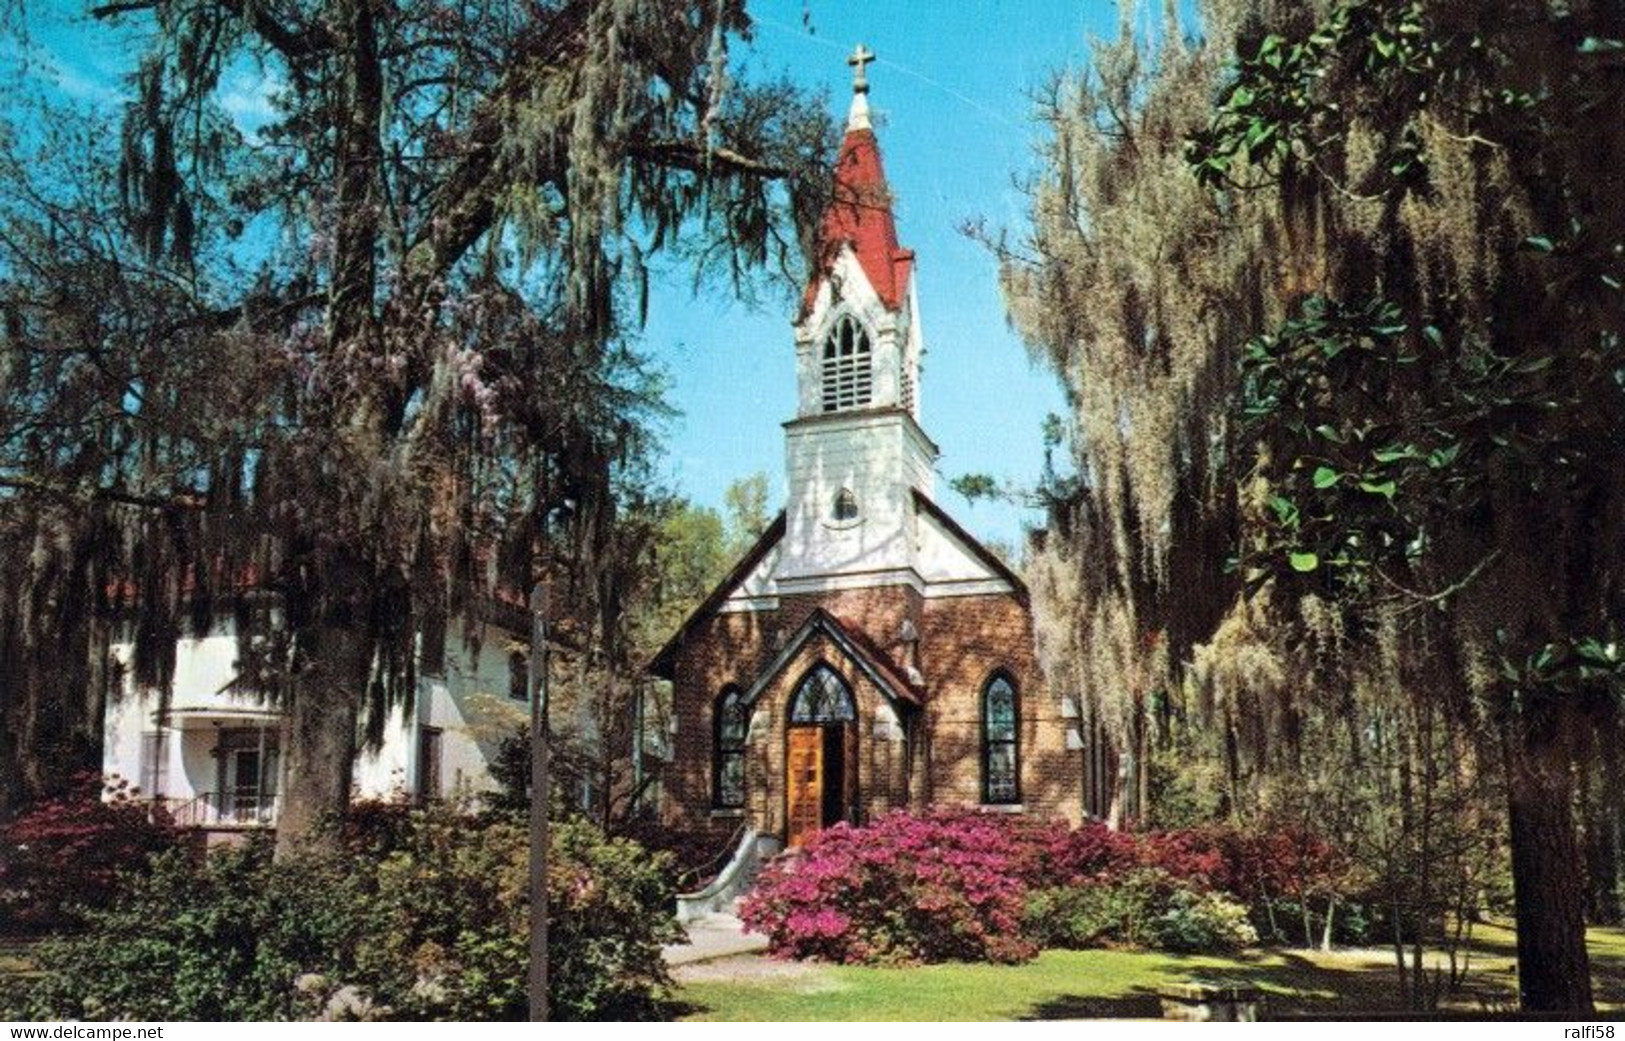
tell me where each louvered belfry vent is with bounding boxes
[821,313,873,412]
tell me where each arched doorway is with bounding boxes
[785,663,858,848]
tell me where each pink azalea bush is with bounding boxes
[740,810,1052,964]
[741,809,1351,965]
[0,774,178,933]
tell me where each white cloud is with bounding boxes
[33,47,125,107]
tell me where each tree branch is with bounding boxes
[1377,549,1504,612]
[626,141,791,179]
[0,476,201,512]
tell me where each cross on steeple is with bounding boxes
[847,43,876,94]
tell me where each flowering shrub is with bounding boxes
[0,774,178,933]
[740,810,1047,964]
[743,811,1352,964]
[1044,819,1142,883]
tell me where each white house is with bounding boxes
[103,613,528,841]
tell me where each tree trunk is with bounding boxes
[1587,720,1623,925]
[528,581,551,1023]
[1135,697,1151,828]
[1505,725,1595,1013]
[275,627,369,859]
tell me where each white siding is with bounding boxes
[102,616,521,820]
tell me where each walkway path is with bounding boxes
[662,910,769,968]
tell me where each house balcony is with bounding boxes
[159,790,281,830]
[143,719,283,843]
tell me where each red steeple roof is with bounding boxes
[801,114,914,316]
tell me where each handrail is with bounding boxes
[676,821,750,892]
[155,791,280,828]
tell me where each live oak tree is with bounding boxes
[999,4,1260,830]
[0,0,831,848]
[1006,0,1622,1014]
[1186,0,1625,1013]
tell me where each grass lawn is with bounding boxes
[674,922,1625,1021]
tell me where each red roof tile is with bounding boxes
[801,126,914,317]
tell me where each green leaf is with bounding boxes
[1268,495,1300,527]
[1522,235,1555,253]
[1422,325,1443,347]
[1314,424,1345,443]
[1289,551,1320,573]
[1579,37,1625,54]
[1427,443,1461,469]
[1312,466,1340,489]
[1373,444,1419,463]
[1359,480,1398,499]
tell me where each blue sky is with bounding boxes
[8,0,1135,548]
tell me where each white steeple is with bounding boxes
[773,51,938,593]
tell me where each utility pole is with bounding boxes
[528,580,551,1022]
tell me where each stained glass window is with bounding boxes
[982,674,1020,804]
[714,688,748,808]
[790,665,856,723]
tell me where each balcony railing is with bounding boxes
[159,791,281,828]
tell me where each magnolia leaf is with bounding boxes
[1268,495,1300,527]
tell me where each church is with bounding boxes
[650,49,1084,854]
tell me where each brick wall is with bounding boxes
[918,593,1083,825]
[660,582,1083,845]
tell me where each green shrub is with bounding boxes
[545,818,684,1019]
[1145,888,1259,952]
[18,840,369,1021]
[1024,869,1259,954]
[15,807,682,1021]
[1023,869,1169,949]
[362,810,681,1021]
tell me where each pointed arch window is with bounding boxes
[981,673,1020,804]
[713,687,748,808]
[790,664,856,723]
[821,314,873,412]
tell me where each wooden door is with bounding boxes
[786,727,823,848]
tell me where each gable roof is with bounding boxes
[911,489,1030,607]
[800,125,915,318]
[647,511,786,680]
[740,607,921,709]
